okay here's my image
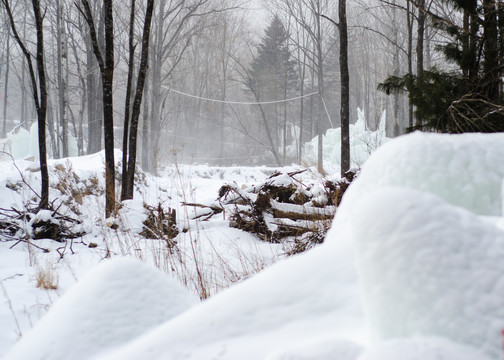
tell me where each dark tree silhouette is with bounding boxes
[2,0,50,209]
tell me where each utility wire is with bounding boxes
[162,85,318,105]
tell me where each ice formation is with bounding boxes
[301,108,389,168]
[0,122,78,162]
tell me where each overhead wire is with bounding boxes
[162,85,318,105]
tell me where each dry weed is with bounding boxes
[35,262,59,290]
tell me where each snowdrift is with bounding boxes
[357,337,491,360]
[333,131,504,360]
[351,188,504,359]
[93,241,364,360]
[6,131,504,360]
[5,258,197,360]
[339,131,504,215]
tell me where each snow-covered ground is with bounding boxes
[2,130,504,359]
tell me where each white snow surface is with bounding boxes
[264,337,363,360]
[331,131,504,360]
[350,188,504,359]
[94,240,365,360]
[5,257,198,360]
[342,131,504,215]
[357,337,490,360]
[4,131,504,360]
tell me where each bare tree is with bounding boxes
[319,1,350,176]
[338,0,350,175]
[78,0,116,217]
[2,18,10,139]
[121,0,155,200]
[56,0,69,157]
[2,0,50,209]
[275,0,335,173]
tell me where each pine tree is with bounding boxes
[247,15,297,165]
[249,15,297,102]
[379,0,504,133]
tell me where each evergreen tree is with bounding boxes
[246,15,297,164]
[249,15,297,102]
[379,0,504,133]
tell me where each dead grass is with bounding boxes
[35,262,59,290]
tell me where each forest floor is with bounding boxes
[0,152,342,357]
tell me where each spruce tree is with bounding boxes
[247,15,297,165]
[249,15,297,102]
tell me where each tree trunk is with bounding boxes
[123,0,154,200]
[316,10,324,174]
[498,1,504,95]
[33,0,49,209]
[3,0,50,209]
[2,26,10,138]
[141,73,150,171]
[483,0,499,101]
[148,0,165,174]
[80,0,116,217]
[102,0,115,217]
[415,0,425,127]
[392,0,401,135]
[406,0,414,129]
[339,0,350,176]
[416,0,425,77]
[85,31,100,154]
[121,0,136,201]
[56,0,68,157]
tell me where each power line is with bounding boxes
[162,85,318,105]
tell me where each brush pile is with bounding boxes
[184,169,357,252]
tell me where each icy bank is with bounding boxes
[301,108,389,169]
[5,257,198,360]
[0,123,78,161]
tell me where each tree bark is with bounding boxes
[80,0,116,217]
[339,0,350,176]
[406,0,414,129]
[316,8,324,174]
[56,0,68,157]
[2,25,10,138]
[123,0,155,200]
[483,0,499,101]
[3,0,50,210]
[121,0,136,201]
[415,0,425,127]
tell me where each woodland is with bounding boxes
[1,1,504,359]
[0,0,501,217]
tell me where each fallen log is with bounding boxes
[270,200,335,221]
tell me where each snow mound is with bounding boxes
[351,187,504,359]
[264,337,362,360]
[342,131,504,216]
[5,257,198,360]
[94,242,364,360]
[357,337,490,360]
[331,131,504,359]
